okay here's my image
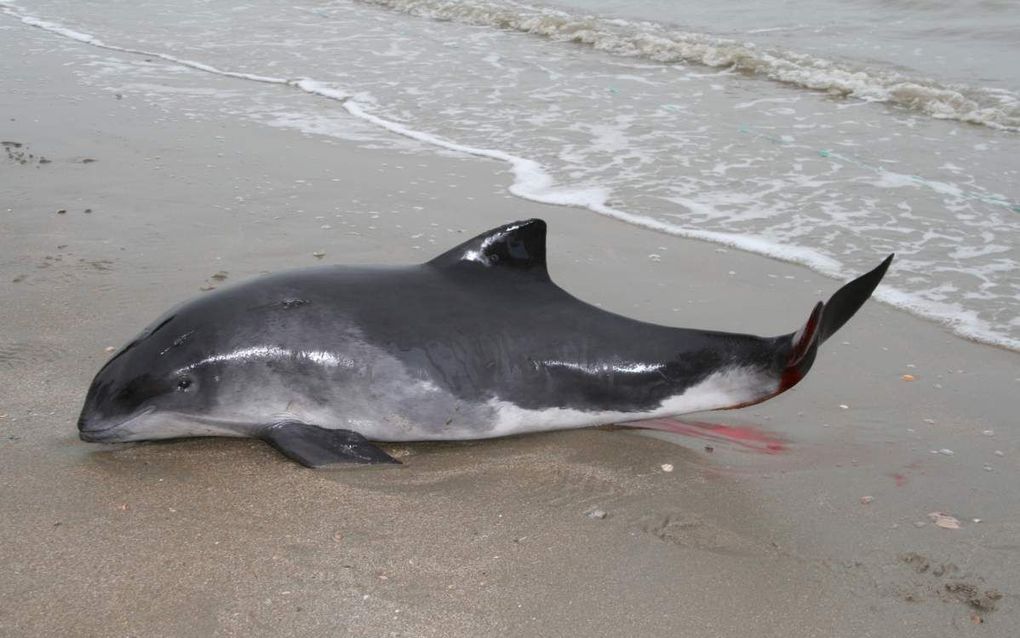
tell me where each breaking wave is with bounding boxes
[359,0,1020,131]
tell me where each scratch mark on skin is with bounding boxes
[160,331,194,356]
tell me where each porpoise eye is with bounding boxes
[176,377,193,391]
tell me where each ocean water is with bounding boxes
[2,0,1018,349]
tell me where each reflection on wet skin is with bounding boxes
[176,346,357,374]
[542,360,667,375]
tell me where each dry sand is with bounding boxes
[2,20,1019,638]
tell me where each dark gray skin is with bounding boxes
[78,219,892,467]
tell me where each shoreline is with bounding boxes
[3,1,1017,352]
[2,18,1019,637]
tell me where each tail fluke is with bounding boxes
[817,254,894,345]
[780,255,893,392]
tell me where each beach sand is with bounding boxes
[2,22,1019,637]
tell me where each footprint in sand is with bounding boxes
[895,552,1004,618]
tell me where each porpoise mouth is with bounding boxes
[79,429,126,443]
[78,406,155,442]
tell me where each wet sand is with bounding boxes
[2,21,1019,637]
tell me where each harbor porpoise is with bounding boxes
[78,219,892,467]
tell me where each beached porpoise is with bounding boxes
[78,219,892,467]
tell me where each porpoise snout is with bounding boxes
[77,377,119,440]
[77,407,121,441]
[77,412,106,440]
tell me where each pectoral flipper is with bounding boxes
[260,421,399,467]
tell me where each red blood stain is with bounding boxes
[623,418,787,454]
[718,306,822,412]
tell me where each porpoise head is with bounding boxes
[77,308,243,443]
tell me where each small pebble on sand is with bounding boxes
[104,346,116,352]
[839,404,849,410]
[994,450,1004,457]
[660,464,674,473]
[982,430,994,437]
[312,251,326,259]
[901,374,916,382]
[585,509,607,520]
[938,448,954,456]
[860,496,874,504]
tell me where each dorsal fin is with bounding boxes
[427,219,548,279]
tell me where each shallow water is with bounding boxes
[2,0,1017,349]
